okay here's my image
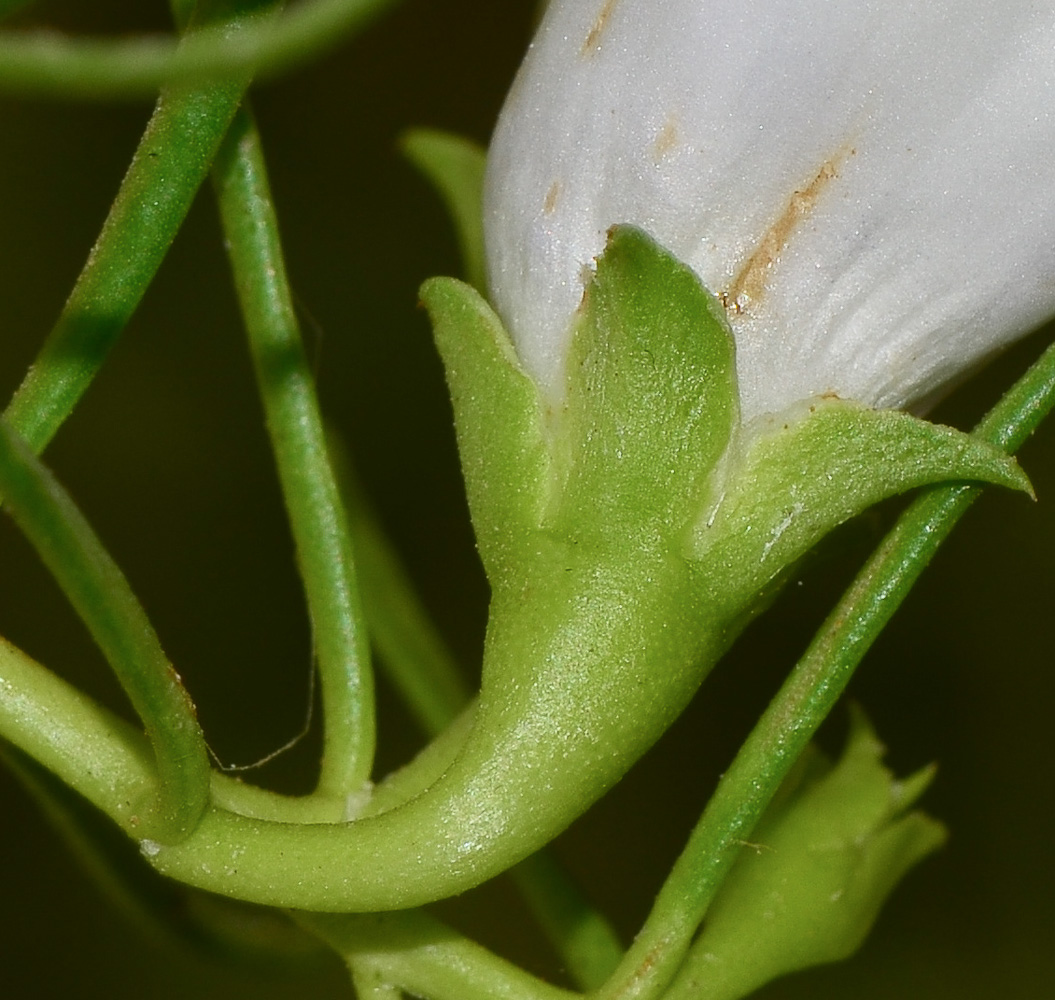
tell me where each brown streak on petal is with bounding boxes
[722,146,854,316]
[652,114,679,162]
[543,180,561,215]
[581,0,620,57]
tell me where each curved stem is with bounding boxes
[140,551,725,911]
[1,0,253,455]
[336,455,623,984]
[0,0,399,98]
[593,336,1055,1000]
[0,420,211,842]
[212,105,375,799]
[0,634,156,833]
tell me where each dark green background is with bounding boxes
[1,2,1053,996]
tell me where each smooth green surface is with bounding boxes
[2,6,251,453]
[0,0,399,97]
[0,419,210,842]
[0,634,155,832]
[212,105,375,802]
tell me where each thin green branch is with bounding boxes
[593,337,1055,1000]
[0,633,157,833]
[211,107,375,799]
[2,4,255,455]
[0,0,399,98]
[299,910,579,1000]
[0,419,211,842]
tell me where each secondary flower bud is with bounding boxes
[484,0,1055,421]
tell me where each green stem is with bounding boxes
[1,0,254,455]
[0,0,399,98]
[593,340,1055,1000]
[211,106,375,800]
[0,634,157,833]
[299,910,578,1000]
[0,420,211,842]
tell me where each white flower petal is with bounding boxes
[484,0,1055,420]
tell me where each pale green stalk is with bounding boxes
[0,0,399,97]
[211,106,375,802]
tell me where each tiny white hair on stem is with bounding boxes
[484,0,1055,420]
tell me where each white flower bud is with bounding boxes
[484,0,1055,421]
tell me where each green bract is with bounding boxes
[666,709,945,1000]
[140,226,1026,911]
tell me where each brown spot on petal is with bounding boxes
[721,146,854,315]
[582,0,620,57]
[543,180,561,215]
[652,114,679,162]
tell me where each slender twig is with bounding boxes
[1,1,256,456]
[512,852,624,992]
[340,466,470,735]
[211,106,375,800]
[0,0,399,98]
[0,420,211,842]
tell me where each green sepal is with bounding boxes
[550,225,737,546]
[401,129,487,292]
[669,708,946,1000]
[692,397,1032,608]
[419,277,550,581]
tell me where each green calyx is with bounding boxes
[428,222,1027,616]
[140,226,1027,913]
